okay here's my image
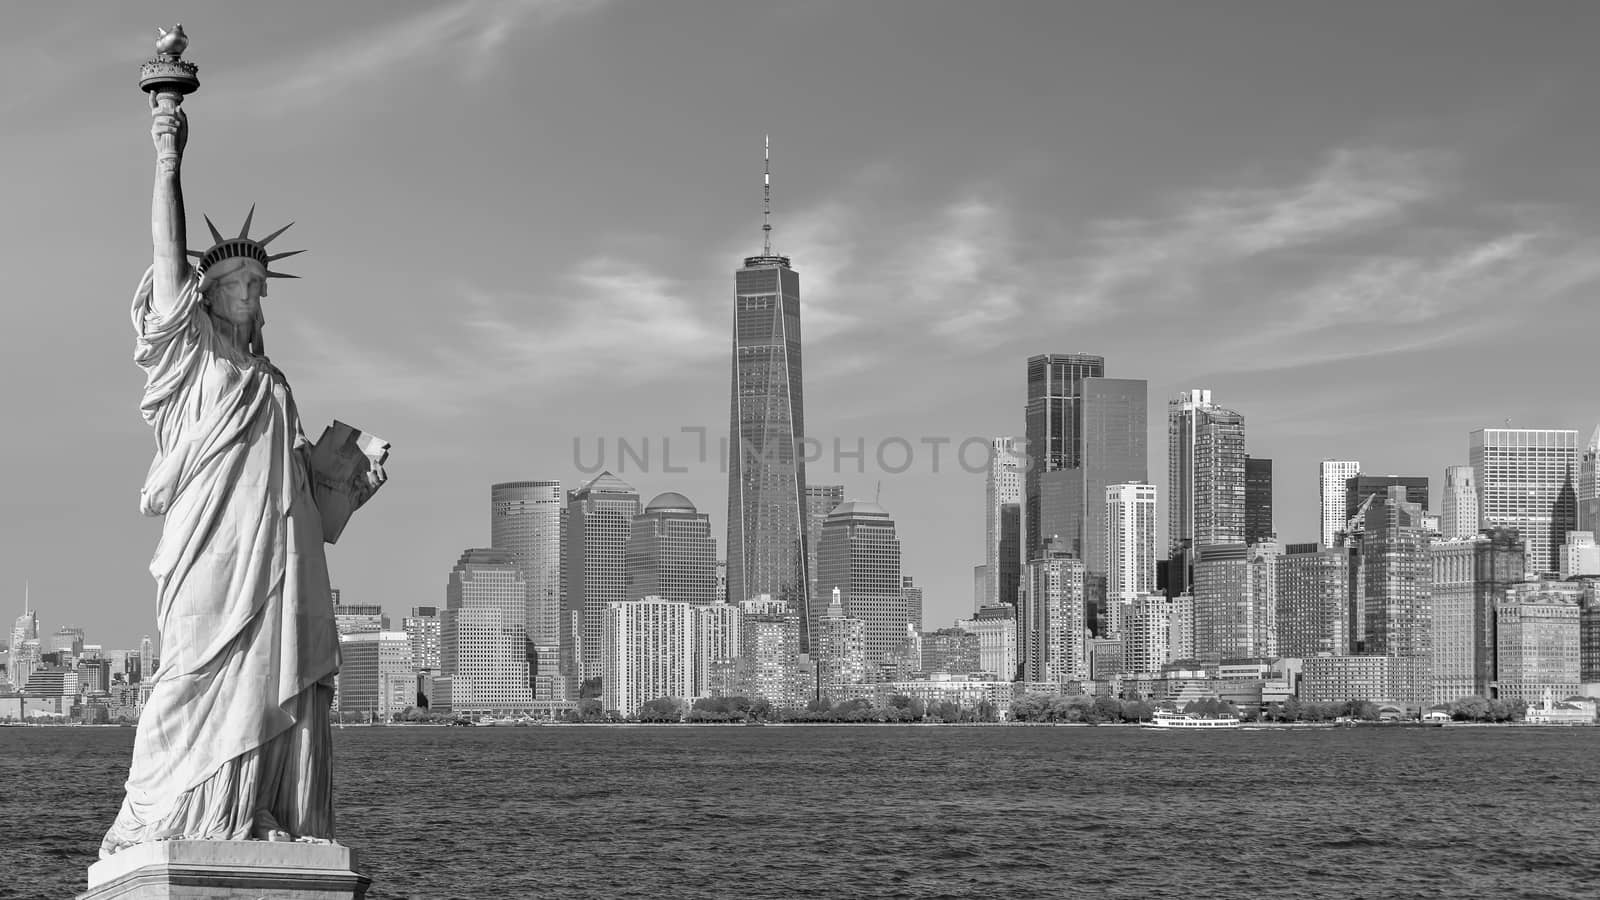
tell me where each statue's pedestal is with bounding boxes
[79,841,371,900]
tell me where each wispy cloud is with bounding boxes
[238,0,607,114]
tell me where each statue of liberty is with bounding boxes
[101,26,386,857]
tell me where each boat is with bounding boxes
[1141,710,1240,730]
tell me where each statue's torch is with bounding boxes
[139,25,200,171]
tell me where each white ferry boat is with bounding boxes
[1142,710,1240,730]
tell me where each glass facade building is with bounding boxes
[728,254,811,649]
[815,501,903,675]
[1245,456,1274,545]
[490,481,565,650]
[626,492,716,608]
[1470,428,1578,575]
[1169,390,1246,552]
[564,472,641,682]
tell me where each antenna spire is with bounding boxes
[762,134,772,256]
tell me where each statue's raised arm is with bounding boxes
[140,25,198,317]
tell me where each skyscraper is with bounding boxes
[490,481,564,652]
[439,549,533,716]
[805,484,845,613]
[1169,390,1246,551]
[815,500,903,673]
[1105,482,1156,635]
[600,597,696,718]
[1023,354,1105,558]
[1470,428,1579,574]
[9,596,37,691]
[626,492,716,607]
[814,588,867,700]
[1441,466,1478,541]
[984,437,1023,610]
[1191,542,1264,666]
[1358,487,1433,706]
[902,576,923,634]
[1320,460,1361,547]
[565,472,641,683]
[1579,427,1600,534]
[1245,456,1274,546]
[1023,537,1086,683]
[1275,545,1351,657]
[727,154,811,648]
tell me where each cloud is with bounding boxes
[237,0,607,114]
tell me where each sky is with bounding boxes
[3,0,1599,650]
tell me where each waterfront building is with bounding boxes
[815,500,904,673]
[1320,460,1361,548]
[955,605,1018,680]
[490,480,564,699]
[1470,428,1579,575]
[736,598,805,709]
[1559,532,1600,579]
[922,628,982,676]
[1121,593,1191,674]
[1429,528,1526,701]
[1581,428,1600,534]
[695,599,741,698]
[1344,475,1429,524]
[727,215,812,649]
[1191,543,1254,666]
[565,471,641,682]
[402,606,441,709]
[337,631,413,720]
[1300,655,1399,704]
[984,437,1023,610]
[1275,545,1350,657]
[1441,466,1478,541]
[1024,538,1087,683]
[1358,487,1434,706]
[1495,582,1582,703]
[627,492,717,608]
[813,588,867,700]
[1105,482,1157,636]
[1170,390,1246,555]
[1245,457,1274,546]
[806,484,845,612]
[439,549,534,716]
[601,597,696,718]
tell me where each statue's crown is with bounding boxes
[187,205,303,281]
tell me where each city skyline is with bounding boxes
[6,3,1600,647]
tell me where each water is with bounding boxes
[3,725,1598,899]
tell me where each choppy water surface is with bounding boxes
[3,725,1598,899]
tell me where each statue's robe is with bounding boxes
[102,268,339,857]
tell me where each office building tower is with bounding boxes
[1580,586,1600,692]
[805,484,845,611]
[404,607,441,673]
[902,576,923,634]
[1191,543,1266,666]
[8,592,38,691]
[814,588,867,700]
[815,501,903,673]
[439,549,533,716]
[565,471,641,682]
[1245,457,1274,545]
[1123,593,1190,674]
[1441,466,1478,541]
[1105,483,1157,635]
[727,190,812,648]
[1344,475,1430,524]
[627,493,716,607]
[600,597,696,718]
[715,560,727,606]
[1275,545,1351,657]
[1495,582,1582,703]
[332,599,386,636]
[139,636,155,683]
[1358,487,1433,706]
[1024,354,1105,559]
[1470,428,1579,575]
[1169,390,1246,552]
[337,631,413,720]
[50,626,85,660]
[490,481,564,657]
[1561,532,1600,579]
[922,628,982,676]
[956,604,1017,679]
[984,437,1023,609]
[1582,427,1600,532]
[736,598,805,709]
[1432,527,1525,702]
[1320,460,1361,547]
[696,599,741,698]
[1023,538,1086,683]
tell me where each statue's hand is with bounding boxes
[149,96,188,160]
[354,462,387,508]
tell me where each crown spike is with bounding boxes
[257,222,295,247]
[185,249,204,259]
[204,215,224,244]
[266,249,305,263]
[238,204,256,239]
[266,272,299,279]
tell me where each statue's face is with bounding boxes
[205,260,267,328]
